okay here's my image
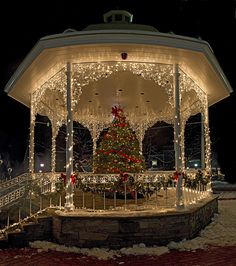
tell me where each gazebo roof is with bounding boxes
[4,11,232,112]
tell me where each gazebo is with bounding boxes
[5,10,232,212]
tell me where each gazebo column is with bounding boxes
[65,62,75,211]
[203,100,211,173]
[137,125,145,154]
[93,139,97,156]
[92,124,98,156]
[29,96,35,176]
[180,120,186,171]
[173,63,184,208]
[201,112,205,170]
[92,125,97,172]
[51,121,59,192]
[202,97,212,192]
[51,123,58,173]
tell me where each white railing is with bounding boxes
[0,172,58,209]
[76,171,175,184]
[0,171,199,191]
[0,186,25,208]
[76,170,199,184]
[0,170,210,210]
[41,181,53,194]
[31,172,58,181]
[0,173,30,191]
[183,187,210,206]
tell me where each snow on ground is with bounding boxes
[30,241,118,260]
[29,197,236,260]
[168,200,236,251]
[212,180,236,190]
[218,191,236,199]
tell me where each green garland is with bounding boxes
[54,170,211,197]
[183,170,210,189]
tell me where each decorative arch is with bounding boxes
[72,62,174,107]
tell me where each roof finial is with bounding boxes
[103,10,133,24]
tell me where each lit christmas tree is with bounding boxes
[93,106,146,174]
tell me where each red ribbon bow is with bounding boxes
[173,171,184,180]
[60,173,77,185]
[70,174,76,184]
[120,173,129,182]
[173,171,180,180]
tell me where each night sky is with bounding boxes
[0,0,235,179]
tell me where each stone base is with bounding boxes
[52,196,218,248]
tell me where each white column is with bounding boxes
[51,135,56,172]
[137,125,144,154]
[51,122,58,192]
[92,124,97,156]
[92,124,97,172]
[180,120,186,171]
[173,64,184,208]
[51,123,58,173]
[201,112,205,170]
[204,101,211,173]
[65,62,75,211]
[29,95,35,176]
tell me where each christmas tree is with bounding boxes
[93,106,146,174]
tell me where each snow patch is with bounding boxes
[167,200,236,250]
[120,243,169,256]
[29,241,117,260]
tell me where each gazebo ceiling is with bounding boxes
[77,71,170,114]
[40,70,173,124]
[5,25,232,112]
[35,67,202,127]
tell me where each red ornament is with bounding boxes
[105,133,110,139]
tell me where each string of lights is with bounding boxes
[28,61,212,209]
